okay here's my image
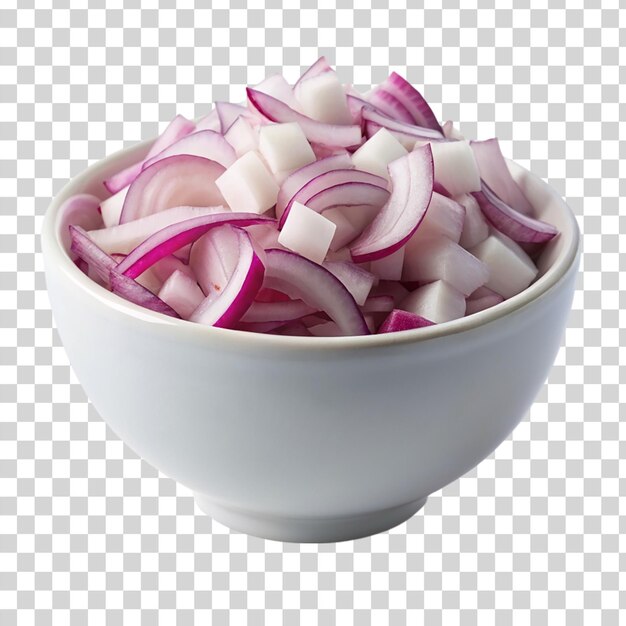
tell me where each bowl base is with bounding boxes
[194,494,428,543]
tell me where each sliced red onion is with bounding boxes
[254,287,292,303]
[254,74,302,111]
[141,130,237,171]
[378,309,435,334]
[263,250,369,336]
[276,154,354,220]
[246,88,362,148]
[117,213,274,279]
[189,228,265,328]
[100,186,128,228]
[69,225,117,285]
[472,183,558,243]
[322,260,376,306]
[215,101,254,133]
[241,300,316,323]
[379,73,443,133]
[470,138,534,216]
[104,115,195,194]
[279,169,389,227]
[60,195,104,247]
[362,107,444,150]
[350,144,434,263]
[88,206,225,255]
[367,88,415,124]
[432,181,451,197]
[294,56,332,88]
[361,294,394,313]
[194,108,221,132]
[119,155,226,224]
[110,269,180,318]
[157,269,205,319]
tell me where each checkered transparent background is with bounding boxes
[1,2,624,624]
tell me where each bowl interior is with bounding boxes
[44,138,581,348]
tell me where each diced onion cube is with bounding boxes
[259,122,316,176]
[351,128,408,180]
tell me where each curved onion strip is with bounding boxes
[276,154,354,220]
[119,155,226,224]
[215,101,253,133]
[362,107,444,150]
[110,270,180,318]
[472,183,558,243]
[117,213,274,279]
[69,225,117,284]
[189,228,265,328]
[294,56,332,88]
[142,130,237,171]
[380,73,443,133]
[350,144,434,263]
[247,88,362,148]
[280,168,388,226]
[263,249,370,336]
[104,115,195,194]
[378,309,435,333]
[470,138,534,216]
[367,88,415,124]
[322,261,377,306]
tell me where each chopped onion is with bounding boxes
[110,270,180,318]
[378,309,435,333]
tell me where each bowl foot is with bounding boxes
[194,494,428,543]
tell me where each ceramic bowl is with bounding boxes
[42,139,581,542]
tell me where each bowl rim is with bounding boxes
[42,138,582,352]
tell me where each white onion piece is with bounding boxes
[224,116,259,157]
[258,122,316,176]
[294,57,333,88]
[351,128,408,180]
[100,187,128,228]
[158,270,205,319]
[361,294,394,313]
[215,101,253,133]
[407,192,465,246]
[400,280,466,324]
[215,151,280,215]
[369,247,405,281]
[278,202,336,264]
[322,208,361,251]
[457,193,490,249]
[294,70,353,125]
[429,140,481,197]
[469,231,538,299]
[403,236,489,296]
[254,74,302,111]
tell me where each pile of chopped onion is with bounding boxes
[63,58,558,337]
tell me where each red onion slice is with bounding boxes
[472,183,558,243]
[350,144,434,263]
[263,249,370,336]
[69,225,117,285]
[276,154,354,220]
[362,107,444,150]
[116,213,274,279]
[322,260,376,306]
[470,138,534,216]
[254,74,302,111]
[119,155,226,224]
[367,88,415,124]
[294,56,332,88]
[189,228,265,328]
[110,269,180,318]
[141,130,237,171]
[378,309,435,333]
[215,101,254,133]
[246,88,362,148]
[104,115,195,194]
[241,300,316,323]
[379,73,443,133]
[280,169,389,227]
[88,206,225,255]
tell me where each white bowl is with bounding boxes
[42,140,581,543]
